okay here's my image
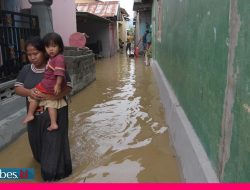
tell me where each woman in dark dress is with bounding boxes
[14,36,72,181]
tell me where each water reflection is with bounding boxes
[75,159,144,182]
[67,55,180,182]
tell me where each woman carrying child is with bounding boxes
[23,32,67,131]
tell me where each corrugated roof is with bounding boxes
[76,1,120,18]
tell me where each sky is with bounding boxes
[101,0,135,28]
[118,0,134,19]
[102,0,134,20]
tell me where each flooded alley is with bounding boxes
[0,54,181,182]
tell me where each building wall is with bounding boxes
[134,12,140,51]
[21,0,30,9]
[117,20,127,49]
[75,0,97,3]
[152,0,250,182]
[3,0,22,12]
[51,0,77,46]
[134,10,151,53]
[19,0,76,45]
[77,20,111,57]
[64,47,95,95]
[109,22,118,56]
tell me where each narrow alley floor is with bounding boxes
[0,53,181,182]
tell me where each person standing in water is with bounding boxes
[15,36,72,181]
[23,32,67,131]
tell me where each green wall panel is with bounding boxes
[153,0,250,181]
[223,0,250,182]
[152,0,229,178]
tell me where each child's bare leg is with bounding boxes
[23,100,38,124]
[47,107,58,131]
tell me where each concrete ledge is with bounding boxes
[151,60,219,182]
[0,80,16,100]
[0,107,26,150]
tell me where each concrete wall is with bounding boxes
[3,0,22,12]
[77,19,118,58]
[51,0,77,46]
[21,0,30,9]
[152,0,250,182]
[117,20,127,49]
[19,0,76,45]
[75,0,97,3]
[77,20,109,57]
[109,22,118,56]
[134,10,151,53]
[134,12,140,50]
[64,47,95,95]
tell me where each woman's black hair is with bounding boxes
[43,32,64,53]
[25,36,45,53]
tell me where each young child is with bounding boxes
[23,32,67,131]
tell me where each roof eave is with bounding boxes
[76,12,112,23]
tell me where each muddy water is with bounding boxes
[0,54,181,182]
[66,54,181,182]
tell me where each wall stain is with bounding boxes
[243,104,250,113]
[218,0,240,181]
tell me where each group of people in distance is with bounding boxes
[119,29,151,57]
[142,29,152,53]
[119,32,133,55]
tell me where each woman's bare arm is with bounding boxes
[44,86,72,100]
[15,85,72,101]
[15,86,42,100]
[15,86,31,97]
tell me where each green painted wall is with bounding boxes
[223,0,250,182]
[152,0,250,181]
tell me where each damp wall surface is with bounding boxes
[152,0,250,181]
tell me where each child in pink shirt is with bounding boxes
[23,32,67,131]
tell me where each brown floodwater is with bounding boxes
[0,54,181,182]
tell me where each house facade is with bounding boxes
[76,1,128,58]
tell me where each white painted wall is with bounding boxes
[51,0,77,46]
[117,20,127,49]
[75,0,96,3]
[20,0,77,46]
[21,0,31,9]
